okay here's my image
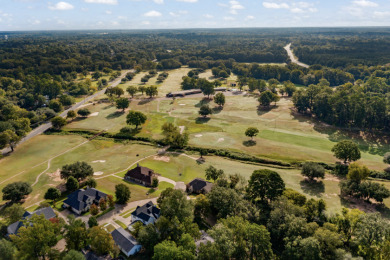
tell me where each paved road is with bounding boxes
[284,43,310,68]
[1,70,132,155]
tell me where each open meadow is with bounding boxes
[65,83,388,171]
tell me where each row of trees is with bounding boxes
[292,78,390,130]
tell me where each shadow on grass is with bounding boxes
[243,140,257,147]
[257,105,277,116]
[290,108,390,156]
[117,127,141,136]
[72,117,88,122]
[103,104,115,110]
[212,106,223,114]
[196,117,211,124]
[106,111,124,120]
[300,179,325,197]
[138,98,154,105]
[195,98,211,108]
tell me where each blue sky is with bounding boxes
[1,0,390,31]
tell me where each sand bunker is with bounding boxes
[179,104,186,106]
[89,112,99,117]
[93,171,104,176]
[179,126,185,134]
[195,134,203,138]
[92,160,106,163]
[47,169,62,182]
[154,156,170,162]
[217,138,225,143]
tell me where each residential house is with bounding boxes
[124,164,157,187]
[7,207,56,236]
[111,227,142,257]
[186,178,214,194]
[195,230,215,249]
[130,201,160,226]
[63,188,107,215]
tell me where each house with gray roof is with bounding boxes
[186,178,214,194]
[130,201,160,226]
[7,207,56,236]
[111,227,142,257]
[63,188,107,215]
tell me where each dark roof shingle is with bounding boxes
[125,165,155,185]
[111,227,139,253]
[131,201,160,222]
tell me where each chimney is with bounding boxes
[137,163,140,167]
[149,171,153,176]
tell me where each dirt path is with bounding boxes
[284,43,310,68]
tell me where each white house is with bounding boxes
[111,228,142,257]
[130,201,160,225]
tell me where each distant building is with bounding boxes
[111,227,142,257]
[7,207,56,236]
[63,188,107,215]
[186,178,213,194]
[130,201,160,226]
[124,164,157,187]
[195,230,215,249]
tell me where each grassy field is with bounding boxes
[2,67,390,218]
[66,91,388,171]
[1,132,390,216]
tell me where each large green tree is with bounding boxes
[64,215,88,251]
[88,226,118,256]
[11,215,61,259]
[115,97,129,112]
[331,140,361,164]
[115,183,131,204]
[60,161,94,181]
[2,182,32,203]
[246,169,285,204]
[301,162,325,181]
[126,110,147,129]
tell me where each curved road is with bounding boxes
[1,70,132,155]
[284,43,310,68]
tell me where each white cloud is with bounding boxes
[263,1,317,13]
[246,15,255,20]
[224,16,235,21]
[169,10,188,17]
[142,21,151,25]
[32,19,41,25]
[176,0,198,2]
[154,0,164,3]
[106,10,112,14]
[144,10,162,17]
[373,11,390,18]
[352,0,378,7]
[48,2,74,10]
[84,0,118,4]
[204,14,214,18]
[263,2,289,9]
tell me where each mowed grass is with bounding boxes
[65,92,388,171]
[0,134,158,207]
[95,176,173,203]
[113,152,390,215]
